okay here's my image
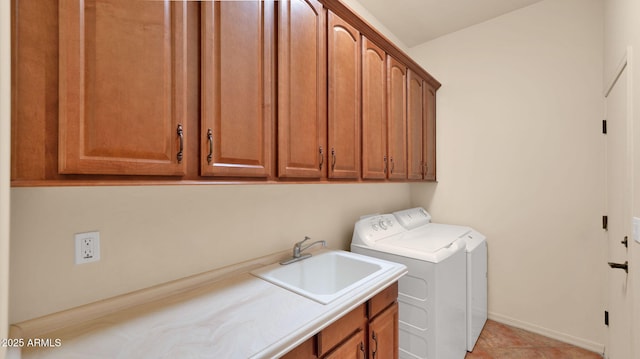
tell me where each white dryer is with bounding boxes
[462,229,487,351]
[352,212,468,359]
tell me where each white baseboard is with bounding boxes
[488,312,605,355]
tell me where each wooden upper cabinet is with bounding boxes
[361,37,388,180]
[278,0,327,178]
[424,83,437,181]
[407,70,425,180]
[58,0,187,176]
[387,56,407,180]
[201,1,275,178]
[327,11,361,179]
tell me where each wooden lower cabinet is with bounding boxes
[325,329,367,359]
[281,282,398,359]
[368,302,399,359]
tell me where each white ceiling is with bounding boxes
[353,0,544,47]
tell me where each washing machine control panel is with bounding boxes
[393,207,432,230]
[353,214,405,245]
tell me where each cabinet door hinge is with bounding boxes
[603,215,608,230]
[602,120,607,134]
[605,310,609,326]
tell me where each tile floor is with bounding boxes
[465,320,604,359]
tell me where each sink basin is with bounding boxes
[251,250,397,304]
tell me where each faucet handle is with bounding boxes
[298,236,311,245]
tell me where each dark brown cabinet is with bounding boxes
[277,0,327,179]
[386,56,408,180]
[325,329,367,359]
[407,70,425,180]
[361,37,388,180]
[424,83,437,181]
[12,0,439,185]
[58,0,188,176]
[368,302,399,358]
[407,69,437,181]
[327,11,361,179]
[281,282,399,359]
[201,1,275,178]
[361,40,409,181]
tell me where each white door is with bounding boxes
[604,55,632,359]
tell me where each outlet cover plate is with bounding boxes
[633,217,640,244]
[75,231,101,264]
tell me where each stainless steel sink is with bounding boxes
[251,250,397,304]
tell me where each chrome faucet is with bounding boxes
[280,236,327,265]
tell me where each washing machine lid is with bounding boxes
[386,223,471,253]
[354,223,469,263]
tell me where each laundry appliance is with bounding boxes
[352,207,488,358]
[352,210,467,358]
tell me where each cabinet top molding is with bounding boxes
[320,0,441,90]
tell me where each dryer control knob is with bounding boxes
[379,220,387,230]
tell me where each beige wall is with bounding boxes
[1,0,11,358]
[409,0,605,351]
[340,0,409,52]
[9,184,410,323]
[604,1,640,358]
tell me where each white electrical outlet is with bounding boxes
[75,231,101,264]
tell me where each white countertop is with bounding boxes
[16,250,406,359]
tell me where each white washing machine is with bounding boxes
[393,208,488,352]
[352,212,468,359]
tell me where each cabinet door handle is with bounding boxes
[176,124,184,163]
[207,129,213,165]
[371,332,378,358]
[359,341,365,359]
[331,148,336,171]
[383,155,388,174]
[319,146,324,170]
[390,156,395,174]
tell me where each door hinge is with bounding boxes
[605,310,609,326]
[603,215,608,230]
[602,120,607,134]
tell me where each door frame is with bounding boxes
[603,46,634,359]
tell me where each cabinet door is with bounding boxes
[201,1,275,178]
[327,11,360,179]
[407,70,424,180]
[278,0,327,178]
[58,0,187,176]
[424,83,437,181]
[386,56,407,180]
[369,302,399,359]
[361,37,387,179]
[280,336,318,359]
[324,329,367,359]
